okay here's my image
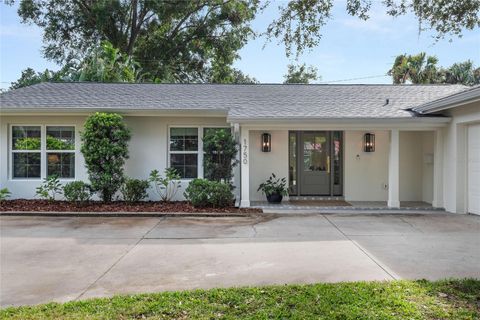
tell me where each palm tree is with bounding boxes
[389,52,440,84]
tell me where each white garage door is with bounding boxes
[468,124,480,215]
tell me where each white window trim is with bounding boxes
[9,124,77,181]
[167,125,231,181]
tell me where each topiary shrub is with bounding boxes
[203,128,238,183]
[63,181,92,204]
[120,178,149,203]
[81,112,131,202]
[184,178,234,208]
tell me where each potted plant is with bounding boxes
[257,173,288,203]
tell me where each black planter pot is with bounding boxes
[266,193,283,203]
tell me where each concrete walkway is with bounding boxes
[1,213,479,306]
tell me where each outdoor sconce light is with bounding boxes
[261,133,271,152]
[364,133,375,152]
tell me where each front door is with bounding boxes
[299,131,331,195]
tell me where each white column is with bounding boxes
[240,127,250,207]
[432,129,444,208]
[232,123,241,206]
[388,129,400,208]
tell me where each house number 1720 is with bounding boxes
[242,139,248,164]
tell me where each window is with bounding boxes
[46,126,75,178]
[169,128,198,179]
[11,126,41,178]
[10,125,76,179]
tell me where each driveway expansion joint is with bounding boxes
[74,217,165,301]
[322,214,399,280]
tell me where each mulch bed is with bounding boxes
[0,199,262,214]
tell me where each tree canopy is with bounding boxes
[14,0,258,83]
[267,0,480,57]
[283,64,319,84]
[389,52,480,85]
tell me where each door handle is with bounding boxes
[327,156,330,173]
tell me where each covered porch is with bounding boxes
[234,121,446,210]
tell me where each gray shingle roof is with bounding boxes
[0,82,469,119]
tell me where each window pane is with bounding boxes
[170,154,197,179]
[47,126,75,150]
[12,126,41,150]
[47,153,75,178]
[170,128,198,151]
[13,153,41,178]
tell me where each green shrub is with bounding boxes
[184,179,234,208]
[80,112,131,202]
[149,168,181,202]
[203,128,238,182]
[63,181,92,203]
[36,175,62,201]
[0,188,11,202]
[121,178,149,203]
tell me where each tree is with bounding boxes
[10,68,65,90]
[389,53,440,84]
[80,112,131,202]
[266,0,480,57]
[444,61,480,86]
[389,53,480,85]
[15,0,258,83]
[73,41,142,82]
[283,64,319,84]
[203,128,238,182]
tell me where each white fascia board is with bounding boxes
[227,117,451,130]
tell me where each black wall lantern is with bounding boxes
[364,133,375,152]
[261,133,271,152]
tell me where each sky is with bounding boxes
[1,1,479,90]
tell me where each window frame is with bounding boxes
[167,125,231,181]
[9,124,77,181]
[45,125,76,179]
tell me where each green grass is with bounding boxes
[1,279,479,319]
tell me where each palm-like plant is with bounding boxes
[389,52,440,84]
[76,41,143,82]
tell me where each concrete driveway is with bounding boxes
[1,213,479,306]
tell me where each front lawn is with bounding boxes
[2,279,479,319]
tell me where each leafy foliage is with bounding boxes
[35,175,62,201]
[184,178,234,208]
[257,173,288,196]
[73,41,142,82]
[63,181,92,203]
[0,188,11,202]
[283,64,319,84]
[120,178,150,203]
[149,168,181,202]
[80,113,131,202]
[203,129,238,182]
[389,52,480,85]
[15,0,258,83]
[266,0,480,57]
[9,67,66,90]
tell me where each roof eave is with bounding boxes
[0,107,228,117]
[412,87,480,114]
[227,116,451,124]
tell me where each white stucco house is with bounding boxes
[0,83,479,214]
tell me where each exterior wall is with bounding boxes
[248,130,289,201]
[0,115,229,200]
[441,102,480,213]
[421,132,434,203]
[344,130,389,201]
